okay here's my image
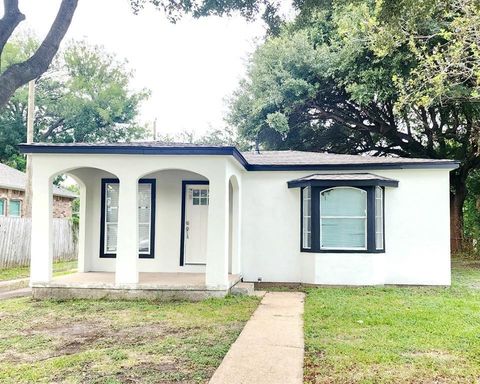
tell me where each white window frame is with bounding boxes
[319,187,368,251]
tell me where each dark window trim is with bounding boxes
[289,178,398,188]
[300,185,386,254]
[180,180,209,266]
[300,186,316,252]
[100,178,156,259]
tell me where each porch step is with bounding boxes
[230,282,255,296]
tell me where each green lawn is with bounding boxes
[304,259,480,383]
[2,260,479,383]
[0,295,260,383]
[0,260,77,281]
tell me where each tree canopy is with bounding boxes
[228,0,480,249]
[0,0,280,109]
[0,38,149,169]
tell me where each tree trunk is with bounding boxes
[0,0,78,108]
[450,175,467,253]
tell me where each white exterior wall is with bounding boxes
[30,151,453,286]
[240,168,452,286]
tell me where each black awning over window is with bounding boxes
[287,173,399,188]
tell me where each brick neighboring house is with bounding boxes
[0,163,77,218]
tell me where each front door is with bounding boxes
[184,184,209,264]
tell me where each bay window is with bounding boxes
[292,173,396,253]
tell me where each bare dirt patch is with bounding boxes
[1,320,177,363]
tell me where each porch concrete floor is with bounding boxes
[40,272,241,291]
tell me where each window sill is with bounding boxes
[301,248,385,254]
[99,254,155,259]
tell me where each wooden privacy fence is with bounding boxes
[0,217,78,268]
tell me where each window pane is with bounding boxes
[302,186,312,249]
[321,188,366,217]
[138,184,151,223]
[106,183,119,222]
[320,187,367,250]
[138,183,152,253]
[375,187,384,250]
[321,218,366,248]
[9,200,21,217]
[0,200,4,216]
[139,223,150,253]
[106,223,118,252]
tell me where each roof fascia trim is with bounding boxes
[18,144,251,170]
[18,144,460,171]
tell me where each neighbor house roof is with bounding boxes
[287,173,399,188]
[18,142,460,171]
[0,163,77,199]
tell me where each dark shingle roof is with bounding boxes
[18,142,460,171]
[242,150,454,166]
[0,163,77,198]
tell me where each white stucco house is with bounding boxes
[19,142,459,299]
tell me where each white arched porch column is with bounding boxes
[205,170,230,289]
[30,168,53,284]
[115,174,139,285]
[229,175,242,275]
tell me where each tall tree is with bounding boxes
[228,0,480,250]
[0,39,150,168]
[0,0,281,109]
[0,0,78,107]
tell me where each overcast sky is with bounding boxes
[8,0,276,138]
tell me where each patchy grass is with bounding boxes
[0,295,260,383]
[0,260,77,281]
[304,259,480,383]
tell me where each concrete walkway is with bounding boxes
[0,287,31,300]
[209,292,305,384]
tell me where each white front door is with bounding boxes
[184,184,209,264]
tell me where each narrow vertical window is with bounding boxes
[138,183,152,254]
[0,199,5,216]
[105,182,119,254]
[302,186,312,249]
[375,186,384,250]
[9,200,21,217]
